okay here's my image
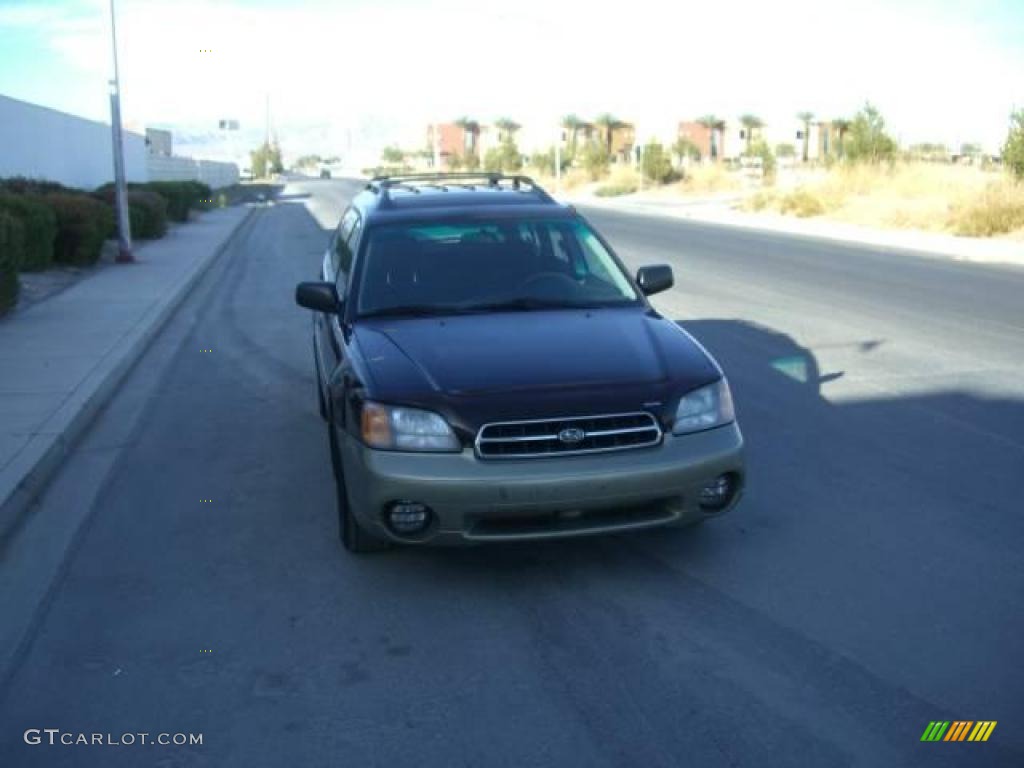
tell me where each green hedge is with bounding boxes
[128,190,169,239]
[44,194,115,266]
[0,193,57,271]
[144,181,209,222]
[0,176,74,196]
[0,210,23,315]
[93,185,168,240]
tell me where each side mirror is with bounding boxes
[636,264,674,296]
[295,281,341,313]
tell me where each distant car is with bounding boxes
[295,172,744,552]
[320,168,332,179]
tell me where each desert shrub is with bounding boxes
[0,193,57,271]
[746,139,777,182]
[678,164,743,195]
[44,194,115,266]
[950,180,1024,236]
[641,142,675,184]
[0,210,23,314]
[743,190,776,211]
[780,189,827,217]
[580,139,610,181]
[595,183,637,197]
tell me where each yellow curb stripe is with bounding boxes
[981,721,997,741]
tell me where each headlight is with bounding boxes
[672,378,735,435]
[361,402,460,452]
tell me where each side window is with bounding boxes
[333,209,360,290]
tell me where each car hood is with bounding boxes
[352,308,721,431]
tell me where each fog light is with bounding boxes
[386,501,432,536]
[699,474,735,512]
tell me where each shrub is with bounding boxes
[780,189,827,217]
[580,139,610,181]
[0,210,23,315]
[844,103,898,164]
[641,142,675,184]
[746,139,777,182]
[0,193,57,271]
[184,180,213,210]
[0,176,73,196]
[44,194,115,266]
[595,183,637,197]
[145,181,208,222]
[93,185,168,240]
[950,180,1024,236]
[744,190,776,211]
[1003,109,1024,181]
[128,190,168,239]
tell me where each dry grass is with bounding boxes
[739,163,1024,237]
[677,165,744,196]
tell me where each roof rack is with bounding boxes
[366,172,554,204]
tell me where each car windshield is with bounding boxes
[355,218,639,317]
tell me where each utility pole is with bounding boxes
[108,0,133,263]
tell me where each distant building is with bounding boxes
[426,122,480,169]
[678,121,724,161]
[145,128,172,157]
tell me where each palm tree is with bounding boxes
[594,113,623,157]
[561,114,585,155]
[697,114,724,162]
[455,116,480,159]
[832,118,851,159]
[672,137,699,165]
[739,114,763,154]
[494,117,521,143]
[797,111,814,162]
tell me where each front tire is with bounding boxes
[327,413,390,554]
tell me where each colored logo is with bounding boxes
[921,721,997,742]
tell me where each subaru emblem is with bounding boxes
[558,427,586,444]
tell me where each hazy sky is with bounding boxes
[1,0,1022,156]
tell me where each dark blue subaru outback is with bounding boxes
[295,173,744,552]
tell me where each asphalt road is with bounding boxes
[2,179,1022,767]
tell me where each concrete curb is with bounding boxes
[0,207,256,547]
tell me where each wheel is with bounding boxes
[327,413,390,554]
[313,337,327,421]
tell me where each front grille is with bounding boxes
[475,412,662,459]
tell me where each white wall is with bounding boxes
[0,94,147,190]
[146,155,238,188]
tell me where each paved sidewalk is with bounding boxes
[562,193,1024,266]
[0,206,253,542]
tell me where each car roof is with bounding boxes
[350,174,575,226]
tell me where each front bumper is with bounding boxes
[339,423,744,545]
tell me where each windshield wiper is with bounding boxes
[358,304,473,318]
[456,298,598,312]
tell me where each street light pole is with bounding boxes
[108,0,133,263]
